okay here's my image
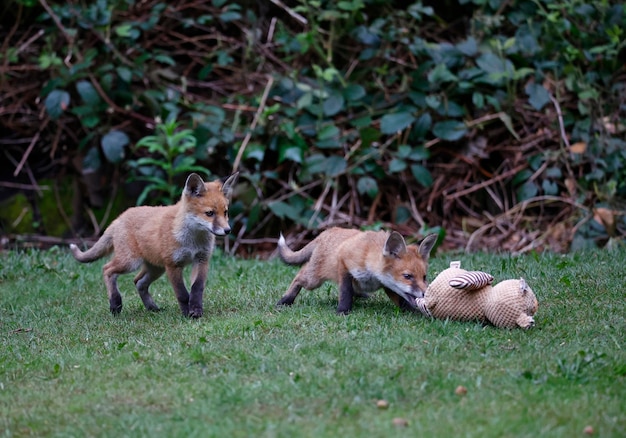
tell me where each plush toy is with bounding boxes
[415,261,538,329]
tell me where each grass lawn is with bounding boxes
[0,245,624,437]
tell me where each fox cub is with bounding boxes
[70,172,238,318]
[277,227,437,314]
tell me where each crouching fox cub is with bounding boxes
[70,172,238,318]
[277,228,437,314]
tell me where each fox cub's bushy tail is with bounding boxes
[277,233,316,265]
[70,233,114,263]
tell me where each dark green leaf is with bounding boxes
[317,124,339,141]
[357,176,378,197]
[542,179,559,195]
[44,90,70,120]
[325,155,347,177]
[115,23,140,39]
[343,84,366,101]
[412,113,432,138]
[545,167,562,178]
[323,93,345,116]
[116,67,133,83]
[409,146,430,161]
[82,114,100,129]
[359,126,380,148]
[498,113,520,141]
[525,82,550,110]
[425,95,440,109]
[76,80,100,105]
[432,120,467,141]
[472,92,485,109]
[389,158,407,173]
[380,112,415,134]
[512,169,533,186]
[316,138,342,149]
[304,153,328,174]
[243,143,265,162]
[351,116,372,128]
[428,63,458,84]
[456,37,478,56]
[219,11,242,22]
[268,201,302,221]
[397,145,412,159]
[154,54,175,66]
[279,145,304,164]
[476,52,506,75]
[516,181,538,201]
[353,25,380,46]
[411,164,433,187]
[395,206,411,224]
[82,146,101,172]
[475,52,513,85]
[101,130,129,163]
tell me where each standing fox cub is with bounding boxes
[70,172,238,318]
[277,228,437,314]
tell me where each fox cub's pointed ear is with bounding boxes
[221,172,239,199]
[383,231,407,258]
[418,233,438,261]
[184,173,207,197]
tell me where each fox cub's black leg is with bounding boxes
[337,273,355,315]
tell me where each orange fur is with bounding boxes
[277,228,437,314]
[70,172,238,317]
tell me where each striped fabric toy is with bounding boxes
[449,271,494,290]
[416,261,539,329]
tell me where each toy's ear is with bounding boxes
[519,278,529,293]
[449,271,494,290]
[383,231,407,258]
[418,233,438,261]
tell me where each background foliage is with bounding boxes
[1,0,625,254]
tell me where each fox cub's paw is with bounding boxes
[188,307,203,319]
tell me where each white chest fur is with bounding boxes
[351,269,382,293]
[172,215,215,265]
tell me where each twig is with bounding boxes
[549,93,571,149]
[1,1,22,87]
[269,0,308,26]
[465,195,589,252]
[309,180,333,228]
[16,29,46,55]
[228,223,247,256]
[0,181,50,191]
[232,75,274,172]
[13,119,49,177]
[267,17,277,43]
[11,208,29,228]
[88,74,154,125]
[38,0,74,44]
[405,185,425,227]
[98,173,119,232]
[4,234,97,247]
[53,179,78,237]
[445,163,527,200]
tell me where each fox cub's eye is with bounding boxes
[206,211,215,217]
[403,273,414,280]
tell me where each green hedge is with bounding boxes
[1,0,624,252]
